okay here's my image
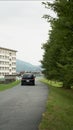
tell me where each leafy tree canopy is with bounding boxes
[41,0,73,89]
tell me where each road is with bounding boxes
[0,79,48,130]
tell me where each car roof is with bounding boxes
[23,73,33,75]
[22,73,34,77]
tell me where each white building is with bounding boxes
[0,47,17,76]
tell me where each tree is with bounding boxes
[41,0,73,89]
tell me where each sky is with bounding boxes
[0,1,53,65]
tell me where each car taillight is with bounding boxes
[22,78,25,80]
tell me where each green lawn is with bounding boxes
[39,79,73,130]
[0,80,20,91]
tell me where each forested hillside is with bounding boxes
[16,59,41,72]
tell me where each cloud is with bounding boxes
[0,1,50,65]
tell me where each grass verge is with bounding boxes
[0,80,20,91]
[39,78,73,130]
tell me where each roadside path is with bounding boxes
[0,80,48,130]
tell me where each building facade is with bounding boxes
[0,47,17,76]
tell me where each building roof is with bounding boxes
[0,47,17,52]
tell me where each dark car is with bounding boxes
[21,73,35,85]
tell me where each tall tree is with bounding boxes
[41,0,73,88]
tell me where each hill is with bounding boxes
[16,59,41,72]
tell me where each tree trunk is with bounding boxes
[62,82,71,89]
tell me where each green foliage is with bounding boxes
[0,80,20,91]
[41,0,73,88]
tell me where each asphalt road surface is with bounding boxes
[0,79,48,130]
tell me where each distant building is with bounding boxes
[0,47,17,76]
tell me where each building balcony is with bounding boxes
[0,64,9,67]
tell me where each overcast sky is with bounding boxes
[0,1,52,65]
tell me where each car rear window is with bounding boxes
[22,74,34,78]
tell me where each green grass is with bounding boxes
[0,80,20,91]
[39,79,73,130]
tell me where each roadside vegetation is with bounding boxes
[39,78,73,130]
[0,80,20,91]
[41,1,73,89]
[39,0,73,129]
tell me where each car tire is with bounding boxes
[32,82,35,85]
[21,83,23,85]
